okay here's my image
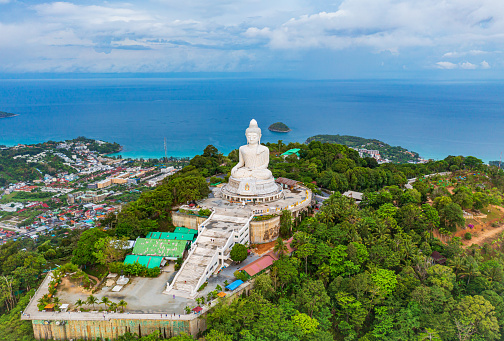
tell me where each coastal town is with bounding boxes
[0,138,185,243]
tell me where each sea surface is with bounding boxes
[0,78,503,162]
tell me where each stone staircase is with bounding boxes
[165,212,251,298]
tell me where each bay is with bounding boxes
[0,78,503,162]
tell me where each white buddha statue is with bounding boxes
[231,119,273,180]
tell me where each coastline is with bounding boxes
[0,114,19,119]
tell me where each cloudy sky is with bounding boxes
[0,0,503,77]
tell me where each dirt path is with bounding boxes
[252,240,276,255]
[467,224,504,246]
[461,205,504,247]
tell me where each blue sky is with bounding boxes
[0,0,503,78]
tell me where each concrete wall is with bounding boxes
[32,317,206,340]
[250,215,280,244]
[172,212,206,230]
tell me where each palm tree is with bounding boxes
[74,299,84,311]
[118,300,127,313]
[52,297,61,311]
[273,238,288,258]
[100,297,111,310]
[462,257,481,285]
[292,231,309,248]
[448,256,465,280]
[277,140,284,153]
[86,295,98,311]
[109,302,118,313]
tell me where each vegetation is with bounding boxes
[279,209,293,238]
[108,262,160,277]
[268,122,291,132]
[3,140,504,340]
[230,243,248,263]
[74,136,121,154]
[306,134,421,163]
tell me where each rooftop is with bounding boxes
[146,232,195,241]
[124,255,164,268]
[132,239,187,258]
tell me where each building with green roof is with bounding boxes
[281,148,301,158]
[174,227,198,235]
[132,238,187,260]
[124,255,164,268]
[146,232,195,241]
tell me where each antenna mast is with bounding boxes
[165,137,168,162]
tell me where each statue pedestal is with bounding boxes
[221,176,283,203]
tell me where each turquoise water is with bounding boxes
[0,78,503,161]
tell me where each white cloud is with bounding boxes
[248,0,504,53]
[1,0,504,73]
[436,61,458,69]
[481,60,491,69]
[0,0,11,4]
[436,61,489,70]
[443,50,489,58]
[460,62,477,69]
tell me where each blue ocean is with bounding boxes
[0,78,503,162]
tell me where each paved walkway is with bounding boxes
[185,187,311,216]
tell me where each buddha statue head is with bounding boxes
[245,119,261,146]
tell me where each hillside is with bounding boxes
[306,134,422,163]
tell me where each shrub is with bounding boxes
[464,232,472,240]
[175,257,184,271]
[198,208,212,217]
[230,243,248,263]
[108,261,160,277]
[253,214,277,221]
[233,270,249,282]
[209,177,221,185]
[198,282,208,292]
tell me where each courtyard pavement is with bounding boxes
[22,252,261,319]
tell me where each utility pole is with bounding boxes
[164,137,168,163]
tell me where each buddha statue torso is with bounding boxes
[231,119,273,181]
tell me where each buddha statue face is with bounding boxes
[246,131,260,145]
[245,119,261,146]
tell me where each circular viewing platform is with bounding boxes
[221,176,283,203]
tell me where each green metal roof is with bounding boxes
[124,255,163,268]
[174,227,198,235]
[132,238,187,258]
[146,232,195,241]
[281,148,301,156]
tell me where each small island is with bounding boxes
[268,122,291,132]
[0,111,18,119]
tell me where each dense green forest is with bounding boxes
[3,139,504,340]
[306,134,421,163]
